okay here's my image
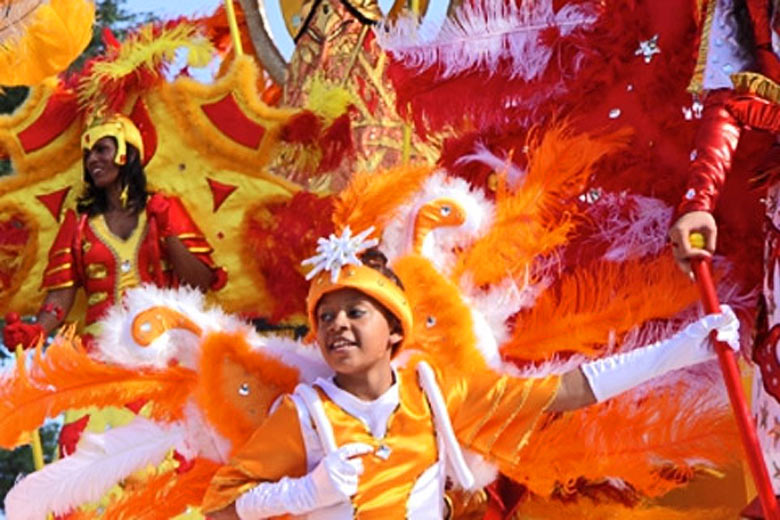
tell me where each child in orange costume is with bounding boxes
[203,230,739,520]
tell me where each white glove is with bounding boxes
[235,442,372,519]
[581,305,740,402]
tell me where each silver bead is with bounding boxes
[608,108,621,119]
[239,383,250,396]
[685,188,696,200]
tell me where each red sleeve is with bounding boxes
[151,193,228,291]
[41,210,81,291]
[676,89,743,216]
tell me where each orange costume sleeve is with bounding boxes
[201,396,308,514]
[41,209,82,291]
[443,368,560,474]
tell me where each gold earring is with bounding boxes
[120,184,129,209]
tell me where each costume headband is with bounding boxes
[304,227,413,342]
[81,114,144,166]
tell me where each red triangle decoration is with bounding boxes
[206,178,238,213]
[36,187,71,222]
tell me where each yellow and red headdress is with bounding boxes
[304,227,413,341]
[81,114,144,166]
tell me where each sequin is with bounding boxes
[685,188,696,200]
[608,108,621,119]
[121,260,131,273]
[376,444,392,460]
[239,383,250,396]
[426,316,436,328]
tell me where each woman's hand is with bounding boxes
[668,210,717,279]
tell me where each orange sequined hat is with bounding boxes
[304,227,413,341]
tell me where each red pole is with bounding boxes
[689,239,780,520]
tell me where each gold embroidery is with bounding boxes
[82,241,92,254]
[85,263,108,279]
[177,232,204,240]
[688,0,716,94]
[731,72,780,103]
[51,247,71,258]
[187,246,212,253]
[87,291,108,306]
[45,263,72,277]
[45,280,75,290]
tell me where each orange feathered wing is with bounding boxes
[503,255,701,361]
[0,329,195,449]
[454,125,632,287]
[195,331,302,454]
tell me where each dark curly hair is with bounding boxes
[359,247,405,353]
[76,141,148,216]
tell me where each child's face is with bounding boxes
[315,288,403,376]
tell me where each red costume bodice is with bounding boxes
[41,193,226,326]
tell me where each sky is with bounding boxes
[125,0,223,19]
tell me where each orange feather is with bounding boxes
[0,329,196,449]
[195,331,301,453]
[393,255,488,371]
[509,382,740,499]
[454,124,631,287]
[333,164,434,238]
[503,254,701,361]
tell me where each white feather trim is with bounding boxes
[376,0,598,80]
[96,284,251,370]
[5,418,186,520]
[250,335,333,384]
[382,171,494,273]
[459,448,499,490]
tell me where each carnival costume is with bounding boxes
[675,0,780,496]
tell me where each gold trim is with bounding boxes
[45,280,75,291]
[82,241,92,254]
[85,263,108,279]
[176,232,204,240]
[45,263,72,277]
[87,291,108,306]
[187,246,213,253]
[688,0,716,94]
[731,72,780,103]
[51,247,72,258]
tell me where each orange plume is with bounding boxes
[454,124,631,287]
[503,254,701,361]
[195,331,301,453]
[0,328,195,449]
[509,382,740,499]
[333,164,434,237]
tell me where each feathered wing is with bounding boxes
[63,458,221,520]
[4,418,188,520]
[194,330,300,453]
[511,380,740,500]
[453,124,632,287]
[0,330,195,449]
[503,255,702,361]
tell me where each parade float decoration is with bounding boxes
[0,0,769,518]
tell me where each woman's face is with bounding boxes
[85,137,121,189]
[315,288,402,376]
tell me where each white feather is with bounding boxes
[584,192,673,262]
[249,334,333,384]
[5,418,186,520]
[96,284,251,370]
[455,142,526,188]
[376,0,598,80]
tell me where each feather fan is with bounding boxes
[503,255,701,361]
[510,381,739,499]
[377,0,599,81]
[453,124,631,286]
[0,330,196,448]
[64,458,221,520]
[4,418,187,520]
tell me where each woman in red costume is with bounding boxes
[2,113,227,454]
[669,0,780,513]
